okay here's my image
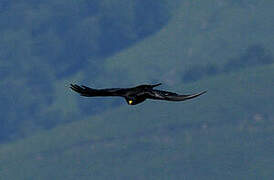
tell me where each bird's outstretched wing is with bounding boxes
[70,84,127,97]
[147,89,207,101]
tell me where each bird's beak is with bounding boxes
[128,100,133,105]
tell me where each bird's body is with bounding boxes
[70,83,206,105]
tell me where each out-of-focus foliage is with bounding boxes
[0,0,172,142]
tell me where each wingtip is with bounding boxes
[70,83,76,88]
[70,84,82,92]
[151,83,162,88]
[70,84,74,89]
[199,90,207,96]
[70,83,77,87]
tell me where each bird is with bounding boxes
[70,83,207,105]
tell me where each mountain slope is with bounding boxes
[1,64,273,180]
[102,0,274,84]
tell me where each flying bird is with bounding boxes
[70,83,206,105]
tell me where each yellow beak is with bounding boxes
[129,100,133,104]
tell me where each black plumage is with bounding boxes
[70,83,206,105]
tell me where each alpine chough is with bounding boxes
[70,83,206,105]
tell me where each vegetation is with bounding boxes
[0,64,274,179]
[0,0,274,178]
[182,44,274,83]
[0,0,172,142]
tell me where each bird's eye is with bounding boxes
[128,100,133,104]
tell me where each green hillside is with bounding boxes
[101,0,274,84]
[1,1,274,179]
[1,64,273,179]
[1,0,274,143]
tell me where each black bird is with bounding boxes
[70,83,206,105]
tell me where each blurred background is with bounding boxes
[0,0,273,179]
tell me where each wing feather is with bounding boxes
[70,84,126,97]
[147,89,207,101]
